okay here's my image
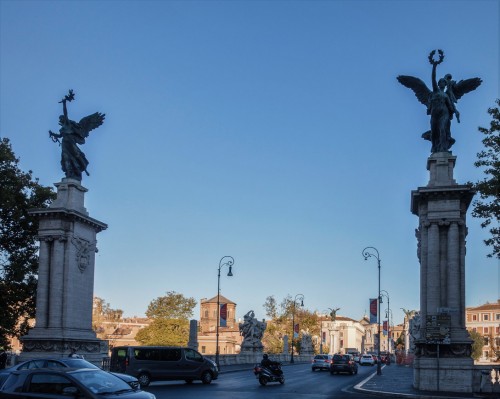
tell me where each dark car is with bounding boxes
[330,354,358,375]
[0,368,155,399]
[0,358,139,390]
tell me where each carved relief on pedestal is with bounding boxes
[71,237,96,273]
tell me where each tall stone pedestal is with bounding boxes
[20,178,108,364]
[411,152,475,393]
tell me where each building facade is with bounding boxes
[197,295,243,355]
[466,300,500,361]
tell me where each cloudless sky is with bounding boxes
[1,0,498,327]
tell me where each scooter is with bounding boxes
[253,363,285,386]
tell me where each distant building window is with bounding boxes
[496,338,500,347]
[472,315,477,321]
[485,327,489,334]
[204,310,208,318]
[484,336,489,346]
[483,314,489,321]
[201,346,206,353]
[496,314,500,320]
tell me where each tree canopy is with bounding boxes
[471,99,500,259]
[136,291,196,346]
[0,138,55,348]
[262,295,320,354]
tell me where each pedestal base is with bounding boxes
[19,337,108,365]
[414,357,473,393]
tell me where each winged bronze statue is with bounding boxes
[49,90,105,180]
[397,50,481,153]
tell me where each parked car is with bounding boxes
[0,358,139,390]
[329,354,358,375]
[110,346,218,387]
[359,354,375,366]
[0,368,155,399]
[311,354,333,371]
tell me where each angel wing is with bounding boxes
[77,112,106,139]
[449,77,482,102]
[397,75,431,106]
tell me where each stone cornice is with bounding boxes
[411,185,475,216]
[29,207,108,232]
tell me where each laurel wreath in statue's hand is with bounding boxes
[428,49,444,65]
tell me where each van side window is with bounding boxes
[160,349,181,361]
[135,348,160,361]
[185,349,203,362]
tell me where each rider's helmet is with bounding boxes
[263,354,269,360]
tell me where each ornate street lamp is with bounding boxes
[362,246,382,376]
[290,294,304,363]
[216,256,234,369]
[380,290,390,356]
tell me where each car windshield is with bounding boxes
[70,370,131,394]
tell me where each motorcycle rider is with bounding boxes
[260,354,281,376]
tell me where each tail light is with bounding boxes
[125,357,129,367]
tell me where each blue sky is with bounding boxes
[1,0,498,327]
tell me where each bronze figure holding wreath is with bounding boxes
[397,50,481,153]
[49,90,105,180]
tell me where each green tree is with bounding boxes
[471,99,500,259]
[0,138,55,349]
[135,291,196,346]
[92,297,124,340]
[262,295,320,354]
[469,329,483,361]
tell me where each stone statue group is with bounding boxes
[49,50,481,182]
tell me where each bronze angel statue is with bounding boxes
[397,50,481,153]
[49,90,105,180]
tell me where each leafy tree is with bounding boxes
[135,291,196,346]
[0,138,55,348]
[92,297,123,340]
[471,99,500,259]
[262,295,319,354]
[469,329,483,361]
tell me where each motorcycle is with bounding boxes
[253,362,285,386]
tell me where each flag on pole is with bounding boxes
[294,323,299,338]
[219,303,227,327]
[369,298,378,323]
[383,320,388,336]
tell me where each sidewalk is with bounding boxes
[354,364,493,399]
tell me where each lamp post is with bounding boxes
[290,294,304,363]
[216,256,234,369]
[380,290,390,355]
[362,246,382,376]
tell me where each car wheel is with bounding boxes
[279,376,285,384]
[138,373,151,387]
[201,371,213,384]
[312,367,316,371]
[259,376,268,386]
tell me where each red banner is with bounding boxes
[369,298,378,323]
[219,304,227,327]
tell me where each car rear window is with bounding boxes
[314,355,326,360]
[333,355,343,361]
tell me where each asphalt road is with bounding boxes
[142,363,382,399]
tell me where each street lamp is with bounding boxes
[380,290,390,356]
[290,294,304,364]
[362,246,382,376]
[216,256,234,369]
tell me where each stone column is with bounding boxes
[20,178,108,364]
[411,152,475,393]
